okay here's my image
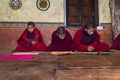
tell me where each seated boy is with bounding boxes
[14,22,46,52]
[46,26,75,51]
[74,22,109,52]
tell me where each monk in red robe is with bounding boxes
[111,34,120,50]
[74,22,109,52]
[46,26,75,51]
[14,22,46,52]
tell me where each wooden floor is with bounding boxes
[0,51,120,80]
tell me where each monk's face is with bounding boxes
[57,34,66,40]
[85,28,95,35]
[27,25,35,33]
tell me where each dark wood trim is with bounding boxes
[95,0,99,26]
[66,0,99,27]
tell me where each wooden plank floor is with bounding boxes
[0,52,120,80]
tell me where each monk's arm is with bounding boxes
[22,33,29,42]
[51,32,59,44]
[63,32,73,47]
[74,30,88,51]
[111,34,120,49]
[79,43,89,51]
[89,31,100,48]
[90,41,98,48]
[34,29,43,42]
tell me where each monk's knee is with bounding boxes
[95,43,109,52]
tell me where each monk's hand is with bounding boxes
[90,46,94,50]
[87,46,94,52]
[32,41,37,45]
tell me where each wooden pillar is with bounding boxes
[109,0,120,38]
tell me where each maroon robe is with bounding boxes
[46,30,75,51]
[111,34,120,50]
[14,28,46,52]
[74,28,109,52]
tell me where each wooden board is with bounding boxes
[13,52,40,55]
[0,52,120,80]
[57,69,120,80]
[50,51,74,55]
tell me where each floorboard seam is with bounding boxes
[54,56,60,80]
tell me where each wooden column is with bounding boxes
[109,0,120,38]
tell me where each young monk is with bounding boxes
[14,22,46,52]
[46,26,75,51]
[111,34,120,50]
[74,22,109,52]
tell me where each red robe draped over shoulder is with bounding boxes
[111,34,120,50]
[46,30,75,51]
[74,28,109,52]
[14,28,46,52]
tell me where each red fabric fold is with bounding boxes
[111,34,120,50]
